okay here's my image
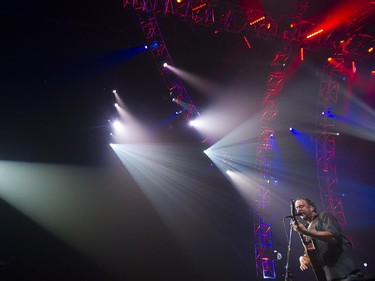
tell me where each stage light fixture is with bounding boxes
[163,62,168,67]
[169,91,179,102]
[306,29,323,39]
[189,119,199,127]
[112,120,124,132]
[112,90,117,94]
[192,3,206,11]
[249,16,265,26]
[243,36,251,49]
[149,40,159,50]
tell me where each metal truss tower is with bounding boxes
[123,1,198,118]
[254,1,310,278]
[316,54,346,227]
[314,1,375,229]
[254,49,292,279]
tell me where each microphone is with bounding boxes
[284,212,302,219]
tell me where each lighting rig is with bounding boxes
[122,0,375,279]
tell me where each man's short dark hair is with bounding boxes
[296,198,317,213]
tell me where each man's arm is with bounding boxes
[293,222,337,243]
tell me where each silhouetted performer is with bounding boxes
[292,198,366,281]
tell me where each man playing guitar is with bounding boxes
[292,198,366,281]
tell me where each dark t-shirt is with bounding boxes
[311,212,363,281]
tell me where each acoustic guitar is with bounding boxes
[291,200,327,281]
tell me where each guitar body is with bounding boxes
[302,236,327,281]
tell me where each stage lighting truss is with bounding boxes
[316,56,346,228]
[134,10,198,119]
[340,34,375,60]
[123,0,279,39]
[254,48,293,280]
[122,1,374,279]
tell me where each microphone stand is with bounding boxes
[284,219,294,281]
